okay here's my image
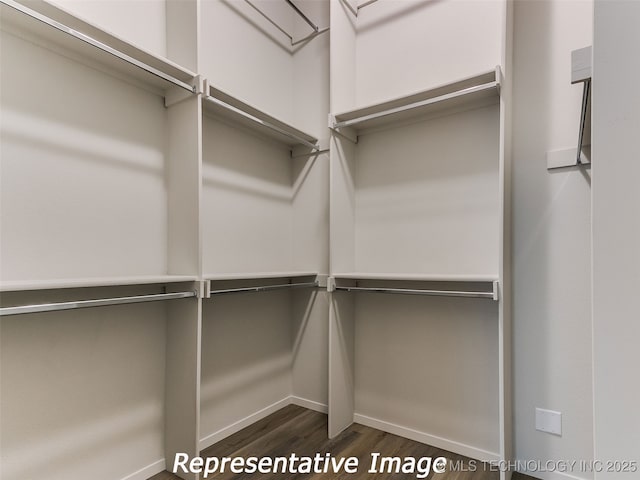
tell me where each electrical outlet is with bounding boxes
[536,408,562,436]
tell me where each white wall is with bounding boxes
[47,0,167,57]
[512,1,594,478]
[199,0,295,123]
[354,105,500,276]
[0,287,168,480]
[200,291,293,444]
[592,0,640,477]
[354,0,503,109]
[354,294,500,456]
[0,30,168,281]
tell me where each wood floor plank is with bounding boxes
[202,405,308,458]
[149,406,517,480]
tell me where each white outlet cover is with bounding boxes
[536,408,562,436]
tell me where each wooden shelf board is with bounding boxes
[332,272,498,283]
[1,0,196,94]
[332,69,500,133]
[203,83,318,149]
[0,275,199,292]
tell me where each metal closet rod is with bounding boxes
[2,0,195,93]
[334,286,496,300]
[342,0,379,18]
[209,281,318,296]
[358,0,379,11]
[576,78,591,166]
[0,291,197,317]
[204,95,319,151]
[284,0,318,32]
[332,81,499,130]
[244,0,327,45]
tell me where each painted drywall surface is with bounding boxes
[512,1,593,478]
[592,1,640,477]
[0,288,168,480]
[354,105,500,276]
[199,0,296,124]
[199,291,293,439]
[355,0,503,110]
[47,0,167,58]
[0,30,168,281]
[292,0,330,140]
[291,290,329,406]
[354,294,500,455]
[201,115,295,274]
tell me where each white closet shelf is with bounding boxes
[204,272,320,297]
[203,83,319,150]
[205,271,318,282]
[331,273,499,300]
[330,68,501,134]
[332,272,499,283]
[0,275,199,292]
[0,0,198,95]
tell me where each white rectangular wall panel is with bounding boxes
[199,291,293,445]
[0,31,168,282]
[592,1,640,477]
[0,287,168,480]
[511,0,594,475]
[354,294,500,456]
[291,290,330,407]
[354,105,500,276]
[199,0,295,123]
[45,0,168,58]
[353,0,503,110]
[201,116,295,274]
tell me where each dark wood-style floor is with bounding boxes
[150,405,537,480]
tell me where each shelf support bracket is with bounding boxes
[165,75,203,108]
[547,46,592,170]
[329,115,358,144]
[327,276,336,293]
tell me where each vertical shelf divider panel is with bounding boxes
[328,282,356,437]
[328,0,358,435]
[165,90,204,475]
[165,291,203,480]
[497,1,514,477]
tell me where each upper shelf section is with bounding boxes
[203,81,320,151]
[330,68,501,135]
[0,0,198,96]
[0,275,199,292]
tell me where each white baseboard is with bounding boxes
[354,413,500,464]
[290,395,328,414]
[120,459,165,480]
[516,468,590,480]
[199,397,291,450]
